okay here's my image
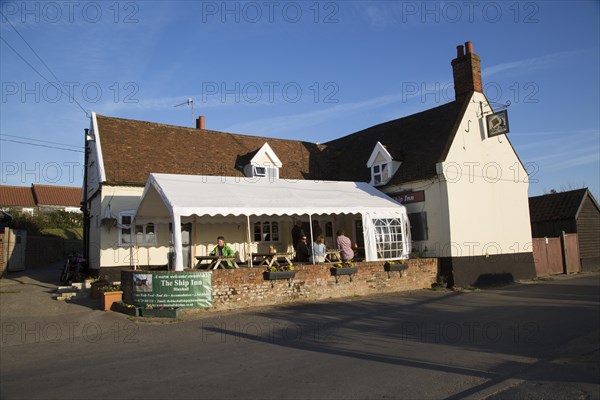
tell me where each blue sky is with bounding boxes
[1,1,599,199]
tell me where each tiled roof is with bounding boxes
[528,189,589,222]
[32,184,82,207]
[324,98,469,185]
[95,96,468,187]
[0,185,36,207]
[96,115,337,186]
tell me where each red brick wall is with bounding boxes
[209,259,437,311]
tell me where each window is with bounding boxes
[373,218,405,259]
[119,211,156,246]
[119,211,133,245]
[253,221,279,242]
[253,166,266,177]
[135,222,156,246]
[373,163,390,186]
[252,165,278,179]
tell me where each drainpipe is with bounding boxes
[82,128,90,266]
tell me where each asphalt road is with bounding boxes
[1,265,599,400]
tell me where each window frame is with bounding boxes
[253,220,280,243]
[253,166,266,177]
[372,218,405,260]
[372,162,390,186]
[118,210,157,247]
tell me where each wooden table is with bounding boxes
[251,252,294,268]
[324,250,343,263]
[195,255,239,270]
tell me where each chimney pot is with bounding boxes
[465,41,473,54]
[451,41,482,100]
[456,45,465,58]
[196,115,205,130]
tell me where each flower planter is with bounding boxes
[263,271,296,280]
[330,267,358,283]
[384,263,408,272]
[102,291,123,312]
[90,281,109,299]
[112,301,141,316]
[330,267,358,276]
[141,307,181,318]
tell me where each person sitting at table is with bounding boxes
[295,235,310,263]
[336,229,354,261]
[311,235,327,264]
[210,236,235,268]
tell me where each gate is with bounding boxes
[563,233,581,273]
[532,233,581,276]
[532,237,563,276]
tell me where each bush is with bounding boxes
[7,209,83,236]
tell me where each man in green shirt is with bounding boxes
[210,236,235,268]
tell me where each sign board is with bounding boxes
[131,271,212,308]
[486,110,510,138]
[392,190,425,204]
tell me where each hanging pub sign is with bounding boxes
[486,110,510,138]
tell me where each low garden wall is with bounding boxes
[210,259,438,311]
[120,259,438,313]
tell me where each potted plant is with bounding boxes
[101,285,122,311]
[90,276,110,299]
[141,305,181,318]
[263,264,295,280]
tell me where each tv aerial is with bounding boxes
[174,98,194,127]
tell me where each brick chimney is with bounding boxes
[195,115,205,130]
[451,41,482,100]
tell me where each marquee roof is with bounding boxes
[135,173,408,220]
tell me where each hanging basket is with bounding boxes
[101,217,117,229]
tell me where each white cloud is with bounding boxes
[482,49,588,78]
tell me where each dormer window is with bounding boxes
[245,143,282,179]
[373,163,389,185]
[367,141,401,187]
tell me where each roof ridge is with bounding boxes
[324,100,460,144]
[95,113,322,147]
[32,184,81,189]
[529,188,587,199]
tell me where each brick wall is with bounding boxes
[209,259,437,311]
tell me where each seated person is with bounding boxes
[209,236,235,268]
[336,229,354,262]
[311,235,327,264]
[295,235,310,263]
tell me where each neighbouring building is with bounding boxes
[32,184,82,213]
[529,188,600,272]
[0,184,82,214]
[0,185,36,214]
[83,41,536,286]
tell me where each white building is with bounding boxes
[83,41,535,286]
